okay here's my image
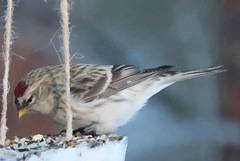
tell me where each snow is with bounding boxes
[0,134,128,161]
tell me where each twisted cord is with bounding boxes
[0,0,14,145]
[60,0,73,140]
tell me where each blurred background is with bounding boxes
[0,0,240,160]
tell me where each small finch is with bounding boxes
[14,64,225,134]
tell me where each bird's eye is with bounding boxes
[27,97,32,103]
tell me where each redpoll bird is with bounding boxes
[14,64,224,134]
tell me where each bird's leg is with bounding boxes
[60,129,67,135]
[59,128,85,135]
[76,123,100,137]
[60,128,96,136]
[60,123,99,137]
[82,123,98,136]
[73,127,98,136]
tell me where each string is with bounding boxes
[60,0,73,140]
[0,0,14,145]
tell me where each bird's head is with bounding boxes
[14,67,62,119]
[14,80,39,118]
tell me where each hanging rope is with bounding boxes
[0,0,14,145]
[60,0,73,140]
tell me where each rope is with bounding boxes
[0,0,14,145]
[60,0,73,140]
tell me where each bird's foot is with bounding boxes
[60,123,100,137]
[72,127,99,137]
[74,123,100,137]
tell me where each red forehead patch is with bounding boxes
[14,81,27,97]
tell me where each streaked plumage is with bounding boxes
[14,64,225,134]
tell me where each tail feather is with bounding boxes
[161,65,226,83]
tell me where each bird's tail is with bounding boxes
[160,65,226,84]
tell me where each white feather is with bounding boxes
[69,80,173,133]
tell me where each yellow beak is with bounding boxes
[18,107,28,118]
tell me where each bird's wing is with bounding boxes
[70,64,174,101]
[99,65,174,98]
[99,65,225,98]
[70,64,113,101]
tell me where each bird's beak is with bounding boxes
[18,107,28,118]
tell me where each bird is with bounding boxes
[14,64,225,134]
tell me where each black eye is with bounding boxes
[14,97,20,106]
[27,97,32,103]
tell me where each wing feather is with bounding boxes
[99,65,174,98]
[70,64,112,101]
[70,64,174,101]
